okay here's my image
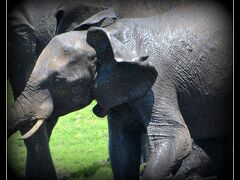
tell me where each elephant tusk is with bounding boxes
[19,119,45,140]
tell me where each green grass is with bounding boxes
[7,81,113,179]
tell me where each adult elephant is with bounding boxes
[7,0,114,178]
[86,1,233,180]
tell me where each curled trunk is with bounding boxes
[7,86,53,138]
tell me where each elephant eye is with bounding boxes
[51,72,63,83]
[54,76,61,82]
[89,55,97,63]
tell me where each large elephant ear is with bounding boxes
[87,27,158,114]
[73,8,117,31]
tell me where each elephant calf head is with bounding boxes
[8,31,96,139]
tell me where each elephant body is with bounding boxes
[87,1,232,179]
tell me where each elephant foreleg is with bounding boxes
[21,118,58,180]
[45,117,58,141]
[108,115,141,180]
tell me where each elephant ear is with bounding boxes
[73,8,117,31]
[87,27,158,114]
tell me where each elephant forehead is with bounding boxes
[48,55,69,71]
[44,44,80,70]
[55,31,88,49]
[52,31,94,57]
[60,40,95,60]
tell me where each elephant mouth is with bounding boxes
[92,103,109,117]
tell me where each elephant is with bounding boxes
[8,0,232,179]
[85,1,233,180]
[7,0,114,178]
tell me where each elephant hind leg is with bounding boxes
[173,142,217,180]
[195,135,233,180]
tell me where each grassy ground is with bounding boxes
[7,81,113,179]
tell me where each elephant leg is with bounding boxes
[173,142,217,179]
[140,136,216,179]
[20,121,57,180]
[142,107,192,179]
[195,135,233,180]
[45,117,59,141]
[108,114,141,180]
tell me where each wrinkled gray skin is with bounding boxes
[86,1,232,180]
[111,0,187,18]
[7,0,113,178]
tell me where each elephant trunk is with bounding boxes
[7,85,53,139]
[7,97,26,137]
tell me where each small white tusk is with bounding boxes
[19,119,45,140]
